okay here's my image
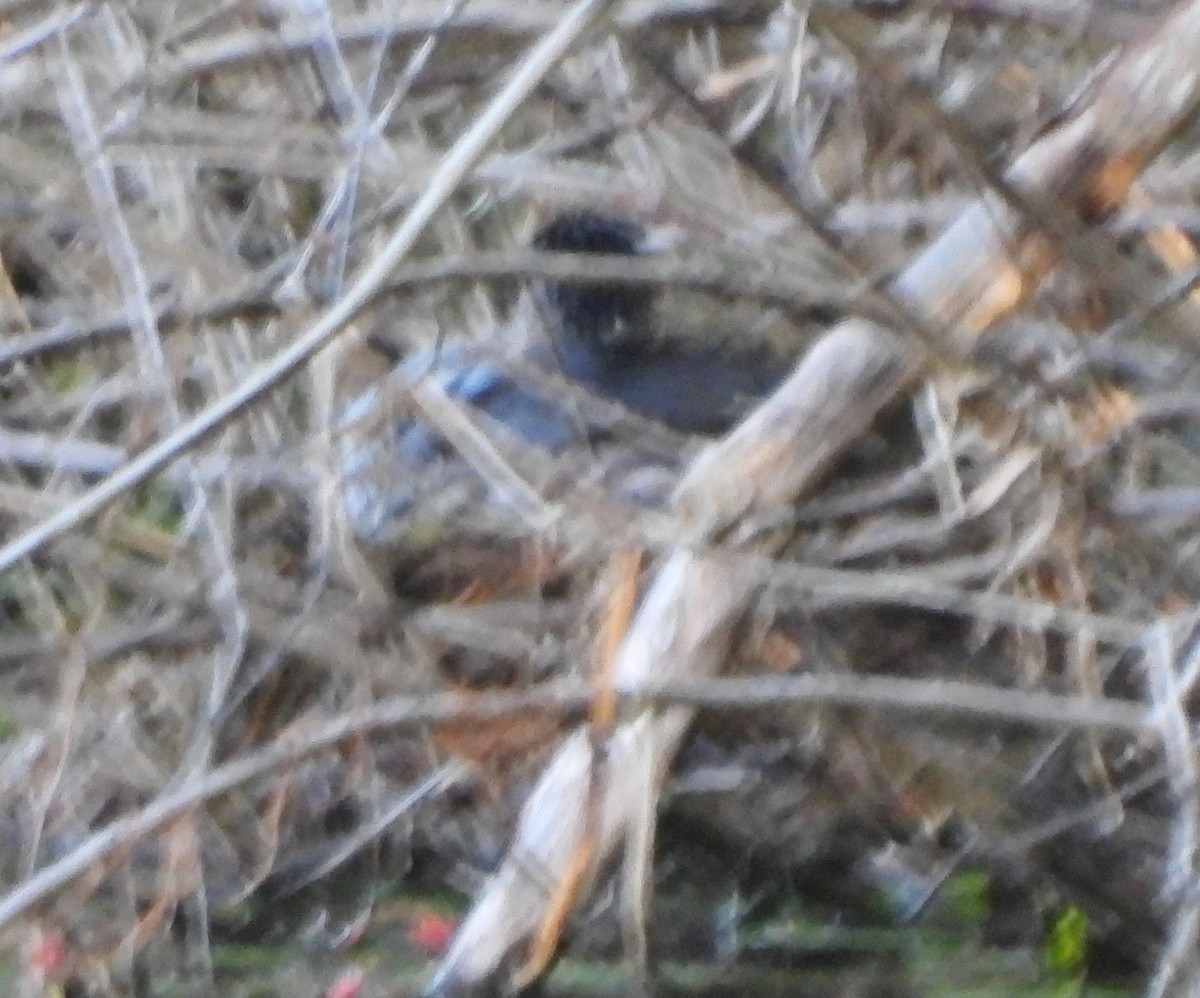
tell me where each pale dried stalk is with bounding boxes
[52,19,249,785]
[432,3,1200,993]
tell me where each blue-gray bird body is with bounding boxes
[340,211,790,543]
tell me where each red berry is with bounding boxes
[323,967,364,998]
[408,913,457,956]
[25,925,69,984]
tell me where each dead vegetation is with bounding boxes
[3,1,1200,996]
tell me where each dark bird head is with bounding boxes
[532,211,653,357]
[530,211,791,436]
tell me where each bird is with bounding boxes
[429,209,790,447]
[339,210,791,542]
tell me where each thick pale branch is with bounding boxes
[428,551,755,991]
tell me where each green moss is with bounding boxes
[0,712,22,740]
[1045,904,1089,977]
[944,870,992,923]
[45,357,92,393]
[128,483,184,534]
